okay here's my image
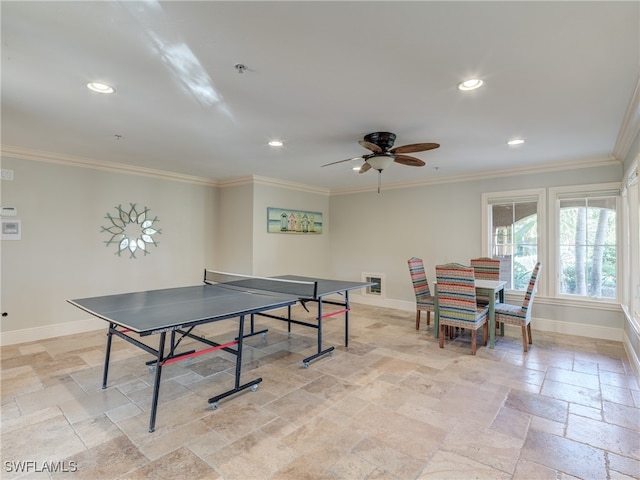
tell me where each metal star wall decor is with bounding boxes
[101,204,161,258]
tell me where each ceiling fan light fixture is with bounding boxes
[366,154,394,171]
[87,82,115,94]
[458,79,483,91]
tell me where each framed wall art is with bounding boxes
[267,207,322,234]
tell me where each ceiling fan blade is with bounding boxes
[394,155,426,167]
[390,142,440,154]
[359,162,372,174]
[321,157,361,167]
[358,140,383,153]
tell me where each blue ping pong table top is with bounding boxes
[69,276,371,335]
[68,284,299,335]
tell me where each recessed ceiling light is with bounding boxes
[352,166,360,171]
[507,138,525,146]
[87,82,115,94]
[458,79,483,91]
[268,140,283,147]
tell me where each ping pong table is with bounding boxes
[68,270,372,432]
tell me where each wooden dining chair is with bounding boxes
[407,257,436,330]
[494,262,542,352]
[435,263,489,355]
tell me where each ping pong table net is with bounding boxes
[203,270,318,299]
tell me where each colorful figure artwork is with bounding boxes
[267,207,323,234]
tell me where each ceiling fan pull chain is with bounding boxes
[378,171,382,193]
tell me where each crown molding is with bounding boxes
[0,144,217,186]
[613,72,640,161]
[2,145,331,194]
[214,175,330,195]
[329,155,621,195]
[1,144,621,196]
[254,175,330,195]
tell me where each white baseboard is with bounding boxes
[351,294,415,312]
[350,295,623,342]
[532,317,622,342]
[623,330,640,377]
[0,318,104,346]
[621,306,640,377]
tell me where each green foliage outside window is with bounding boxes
[559,199,617,299]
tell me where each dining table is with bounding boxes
[433,279,506,349]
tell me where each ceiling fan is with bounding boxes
[322,132,440,192]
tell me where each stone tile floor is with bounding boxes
[1,304,639,479]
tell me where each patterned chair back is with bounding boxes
[522,262,542,314]
[407,257,431,300]
[435,263,478,322]
[470,257,500,280]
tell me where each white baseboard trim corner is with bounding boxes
[623,330,640,378]
[0,318,104,346]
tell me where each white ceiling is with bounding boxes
[2,1,639,192]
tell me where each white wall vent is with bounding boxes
[361,272,385,298]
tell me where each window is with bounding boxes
[482,189,545,292]
[557,196,617,298]
[485,184,621,303]
[550,183,620,302]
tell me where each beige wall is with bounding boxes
[252,181,330,278]
[329,164,626,339]
[215,182,253,274]
[0,157,216,343]
[0,154,634,365]
[213,180,331,277]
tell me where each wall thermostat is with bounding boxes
[1,206,17,216]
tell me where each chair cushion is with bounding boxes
[439,305,488,328]
[495,302,528,325]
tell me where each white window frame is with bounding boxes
[548,182,621,304]
[481,188,546,295]
[620,158,639,332]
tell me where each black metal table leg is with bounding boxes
[344,291,350,347]
[208,314,263,407]
[102,323,115,389]
[301,297,334,368]
[317,299,323,353]
[148,331,166,433]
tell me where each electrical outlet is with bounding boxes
[1,169,14,181]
